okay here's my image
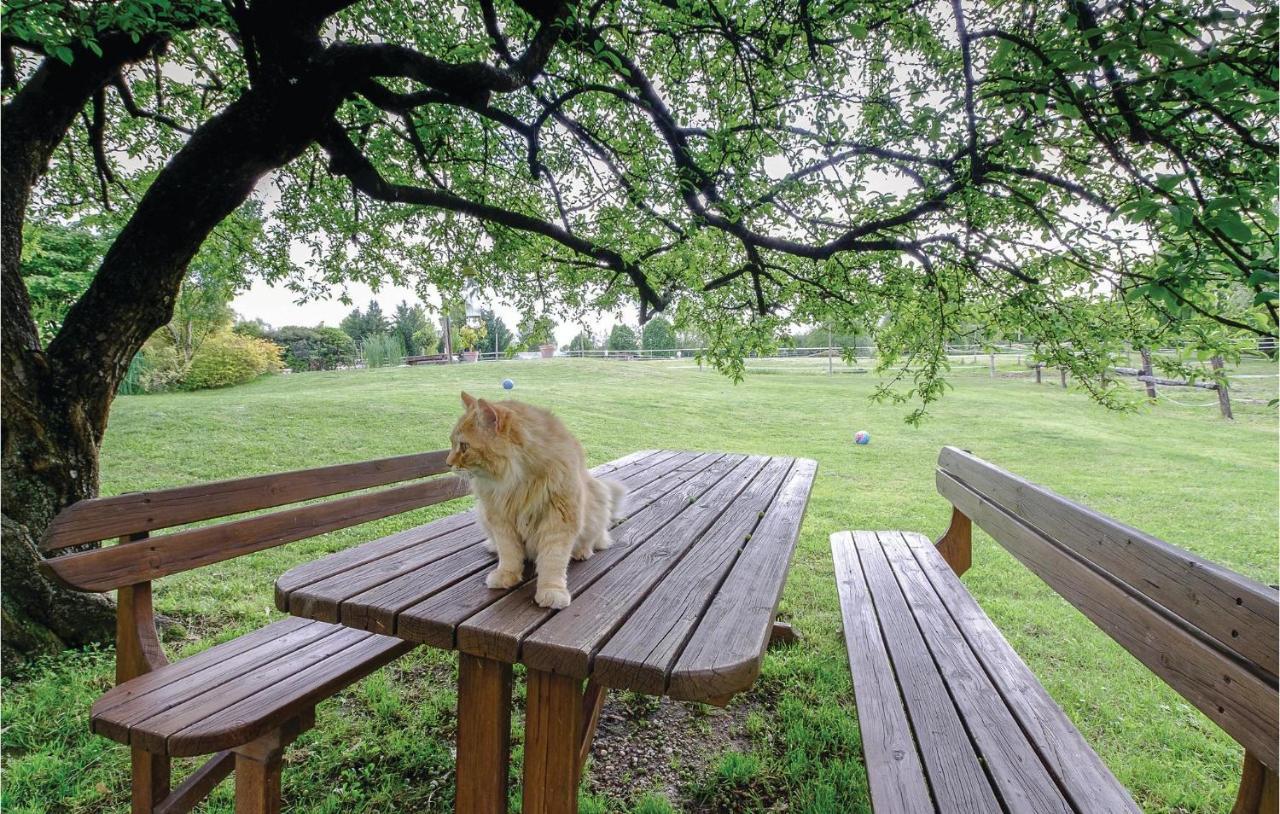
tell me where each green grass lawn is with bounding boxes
[4,358,1276,812]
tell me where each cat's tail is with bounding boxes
[600,478,628,522]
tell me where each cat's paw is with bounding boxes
[571,544,594,561]
[482,538,497,554]
[594,532,613,551]
[485,568,522,590]
[534,586,571,609]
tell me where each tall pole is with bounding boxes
[827,325,833,375]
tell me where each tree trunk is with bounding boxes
[2,26,347,658]
[1,38,169,660]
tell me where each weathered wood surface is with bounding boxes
[43,475,471,592]
[455,654,513,814]
[42,450,452,551]
[522,670,583,814]
[92,618,411,757]
[275,450,817,704]
[937,446,1278,675]
[939,470,1278,768]
[831,530,1140,814]
[830,532,932,814]
[898,532,1141,812]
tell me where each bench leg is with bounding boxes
[522,669,583,814]
[455,653,513,814]
[131,746,170,814]
[1233,751,1278,814]
[231,710,314,814]
[234,750,282,814]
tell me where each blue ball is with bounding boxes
[502,378,515,390]
[854,431,871,445]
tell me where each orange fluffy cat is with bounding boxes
[446,392,626,608]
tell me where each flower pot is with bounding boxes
[462,350,479,362]
[538,344,556,359]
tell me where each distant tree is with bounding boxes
[233,317,272,340]
[341,299,392,343]
[516,314,556,350]
[607,324,639,352]
[19,221,108,342]
[392,301,430,355]
[479,309,514,355]
[641,316,676,357]
[339,306,365,342]
[364,300,390,335]
[562,328,598,354]
[411,322,439,357]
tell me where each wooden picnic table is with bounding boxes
[274,449,817,813]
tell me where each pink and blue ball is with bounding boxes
[854,431,871,445]
[502,378,515,390]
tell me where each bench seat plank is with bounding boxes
[831,532,933,813]
[92,619,412,757]
[898,532,1140,813]
[847,531,1003,812]
[832,530,1141,813]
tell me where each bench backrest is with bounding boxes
[934,446,1279,771]
[40,450,469,593]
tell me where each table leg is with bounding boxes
[456,654,513,814]
[522,669,583,814]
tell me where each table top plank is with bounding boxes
[666,458,818,701]
[520,454,773,677]
[394,451,708,648]
[456,453,735,663]
[273,451,663,611]
[589,456,794,693]
[288,523,487,622]
[275,450,818,704]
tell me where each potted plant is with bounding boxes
[457,323,487,362]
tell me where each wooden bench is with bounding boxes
[38,451,471,813]
[832,446,1278,813]
[406,353,449,365]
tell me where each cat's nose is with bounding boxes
[445,452,457,467]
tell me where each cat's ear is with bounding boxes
[460,391,477,410]
[476,399,508,433]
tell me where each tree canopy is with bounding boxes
[7,0,1275,417]
[1,0,1276,653]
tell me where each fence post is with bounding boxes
[1139,349,1158,399]
[1034,363,1042,384]
[1211,356,1234,420]
[1059,367,1067,388]
[989,353,996,378]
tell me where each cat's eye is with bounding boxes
[456,442,469,453]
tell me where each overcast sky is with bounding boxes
[232,278,636,347]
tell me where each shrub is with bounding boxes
[270,325,356,371]
[362,332,406,367]
[136,339,185,393]
[181,331,282,390]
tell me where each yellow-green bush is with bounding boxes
[181,331,282,390]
